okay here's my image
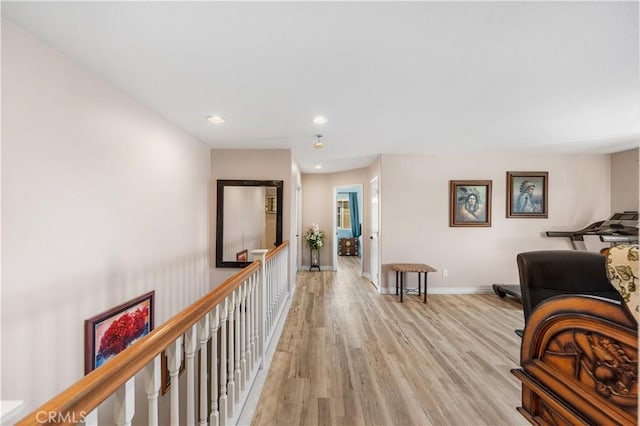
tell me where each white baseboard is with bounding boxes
[379,286,494,295]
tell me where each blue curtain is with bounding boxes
[348,192,361,238]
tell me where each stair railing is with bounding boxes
[16,241,290,426]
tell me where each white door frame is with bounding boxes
[333,184,364,273]
[369,176,380,290]
[296,185,302,272]
[332,187,338,271]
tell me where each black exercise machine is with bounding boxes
[492,211,638,302]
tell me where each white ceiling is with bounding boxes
[3,1,639,173]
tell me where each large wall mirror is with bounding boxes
[216,179,283,268]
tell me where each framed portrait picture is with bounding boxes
[506,171,548,218]
[85,291,154,374]
[449,180,492,227]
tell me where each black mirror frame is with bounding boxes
[216,179,283,268]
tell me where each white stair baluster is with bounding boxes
[252,273,259,368]
[248,275,255,370]
[251,249,268,370]
[185,324,198,425]
[198,316,210,426]
[83,409,97,426]
[244,279,251,384]
[219,299,228,426]
[264,261,270,345]
[144,355,161,426]
[259,251,267,368]
[234,285,242,401]
[167,336,183,426]
[274,259,278,315]
[227,290,236,416]
[270,259,275,333]
[113,378,135,426]
[240,281,247,391]
[209,305,220,426]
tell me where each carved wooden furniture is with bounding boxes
[338,237,359,256]
[390,263,437,303]
[511,295,638,425]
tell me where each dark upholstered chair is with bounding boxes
[517,250,622,326]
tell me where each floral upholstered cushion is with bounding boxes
[606,244,639,322]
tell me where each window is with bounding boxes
[265,195,277,214]
[337,200,351,229]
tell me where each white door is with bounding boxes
[332,187,338,271]
[296,185,302,272]
[370,177,380,289]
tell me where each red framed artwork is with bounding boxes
[84,291,154,374]
[236,249,248,262]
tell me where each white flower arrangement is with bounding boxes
[306,223,324,250]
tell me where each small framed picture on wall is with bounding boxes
[236,249,248,262]
[449,180,492,227]
[84,291,154,374]
[506,171,548,218]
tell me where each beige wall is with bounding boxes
[378,153,611,291]
[210,149,293,284]
[611,148,639,212]
[300,153,615,290]
[1,22,211,413]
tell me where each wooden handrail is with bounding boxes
[17,241,289,426]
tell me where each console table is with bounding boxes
[390,263,437,303]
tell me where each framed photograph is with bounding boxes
[236,249,248,262]
[160,346,186,395]
[84,291,154,374]
[449,180,492,227]
[506,171,548,218]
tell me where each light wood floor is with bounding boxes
[252,256,527,426]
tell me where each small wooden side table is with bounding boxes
[390,263,437,303]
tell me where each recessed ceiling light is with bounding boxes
[207,115,225,124]
[313,116,327,124]
[315,165,322,169]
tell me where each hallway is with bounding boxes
[251,258,526,425]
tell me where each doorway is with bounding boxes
[333,184,363,274]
